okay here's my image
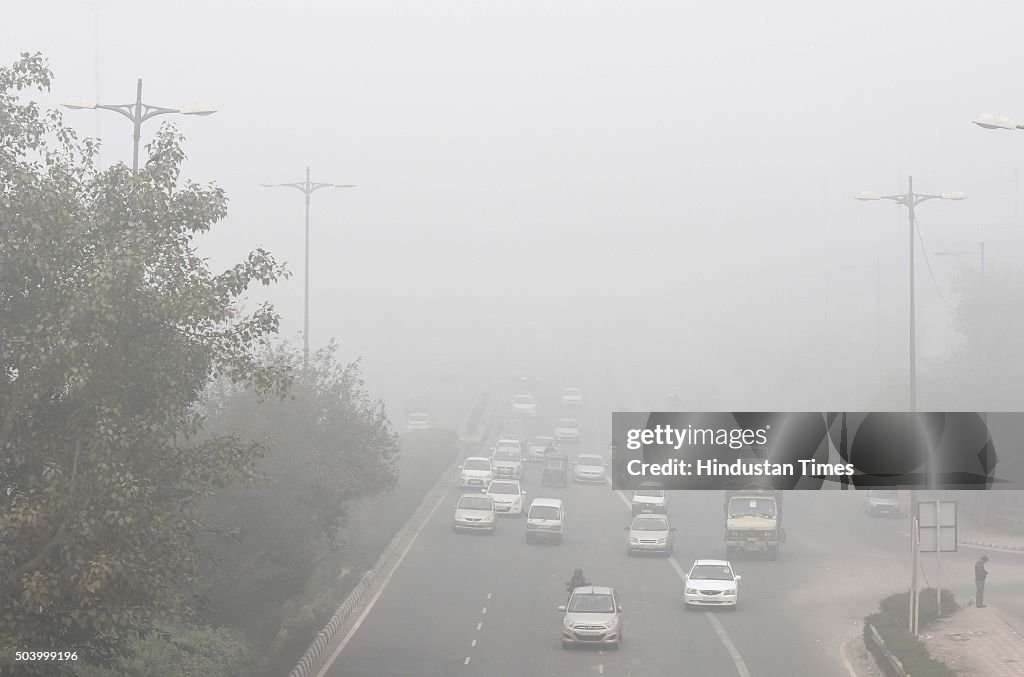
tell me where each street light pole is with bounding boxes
[856,176,966,636]
[261,168,356,372]
[855,176,967,411]
[63,79,216,173]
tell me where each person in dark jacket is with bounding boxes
[975,555,989,607]
[566,568,589,597]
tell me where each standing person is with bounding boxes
[975,555,989,608]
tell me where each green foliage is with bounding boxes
[192,340,400,656]
[0,52,291,672]
[864,589,958,677]
[74,623,251,677]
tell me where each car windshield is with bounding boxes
[635,487,664,497]
[494,450,519,461]
[532,437,554,447]
[529,506,559,520]
[729,498,776,517]
[870,490,897,498]
[578,456,602,467]
[409,414,429,421]
[489,483,519,494]
[458,497,491,510]
[568,593,615,613]
[690,565,735,581]
[463,459,490,471]
[632,517,668,531]
[514,395,534,404]
[557,420,577,428]
[564,389,581,396]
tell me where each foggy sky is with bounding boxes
[5,0,1024,411]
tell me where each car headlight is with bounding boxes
[563,617,573,628]
[605,616,619,629]
[656,537,667,544]
[686,588,698,594]
[629,537,639,544]
[724,589,737,596]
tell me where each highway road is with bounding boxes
[316,347,1024,677]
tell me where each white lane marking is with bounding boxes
[482,607,487,614]
[706,613,753,677]
[465,657,471,665]
[487,592,492,600]
[598,664,604,674]
[315,484,450,677]
[471,639,477,648]
[839,630,859,677]
[476,622,482,631]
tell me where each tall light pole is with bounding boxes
[261,168,355,371]
[841,257,882,363]
[856,178,966,636]
[855,178,967,412]
[62,79,216,173]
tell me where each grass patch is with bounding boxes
[864,588,958,677]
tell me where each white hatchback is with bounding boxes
[459,456,494,489]
[561,387,584,407]
[486,480,526,516]
[554,418,580,444]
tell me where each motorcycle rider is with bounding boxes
[566,568,589,599]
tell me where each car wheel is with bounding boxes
[611,639,620,650]
[525,533,532,544]
[683,602,691,611]
[561,641,570,650]
[768,546,779,561]
[626,549,633,557]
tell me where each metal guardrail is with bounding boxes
[286,386,501,677]
[865,623,909,677]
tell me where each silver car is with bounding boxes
[625,513,675,555]
[560,586,622,649]
[452,494,497,534]
[573,454,606,483]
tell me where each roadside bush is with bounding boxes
[864,588,958,677]
[74,623,251,677]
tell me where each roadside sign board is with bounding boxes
[918,501,957,553]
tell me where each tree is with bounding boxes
[192,340,400,661]
[0,53,291,672]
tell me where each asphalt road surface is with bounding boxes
[318,349,1024,677]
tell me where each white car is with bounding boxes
[631,481,667,515]
[405,412,432,432]
[525,497,564,544]
[625,513,675,555]
[561,387,584,407]
[528,436,557,462]
[684,559,741,609]
[512,393,538,418]
[491,443,524,480]
[864,489,899,517]
[452,494,497,533]
[486,480,526,516]
[573,454,606,483]
[560,586,622,649]
[459,456,494,489]
[554,418,580,444]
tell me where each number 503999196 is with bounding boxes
[14,651,79,662]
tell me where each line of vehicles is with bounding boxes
[451,381,767,650]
